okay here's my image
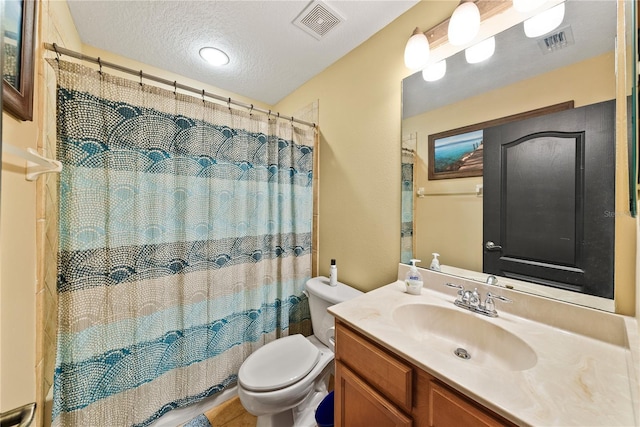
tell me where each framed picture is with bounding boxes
[427,101,575,180]
[3,0,36,121]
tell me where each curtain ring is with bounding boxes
[202,89,206,103]
[173,81,177,96]
[53,43,60,62]
[249,104,254,116]
[227,97,232,112]
[97,57,103,75]
[290,116,295,127]
[267,110,272,121]
[139,70,143,87]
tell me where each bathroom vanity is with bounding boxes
[329,265,640,426]
[335,320,516,426]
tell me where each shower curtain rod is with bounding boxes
[44,43,316,128]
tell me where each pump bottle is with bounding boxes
[430,253,441,271]
[329,259,337,287]
[405,259,423,295]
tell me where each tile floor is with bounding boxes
[204,397,256,427]
[207,375,334,427]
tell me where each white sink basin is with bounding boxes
[392,304,537,371]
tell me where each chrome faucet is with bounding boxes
[485,275,498,286]
[444,283,512,317]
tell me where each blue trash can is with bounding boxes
[315,391,334,427]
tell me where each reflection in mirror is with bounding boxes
[401,0,636,312]
[3,0,24,90]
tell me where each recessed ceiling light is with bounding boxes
[199,47,229,66]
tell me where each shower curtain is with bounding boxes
[49,60,314,427]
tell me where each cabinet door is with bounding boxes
[335,362,412,427]
[429,381,513,427]
[336,321,413,411]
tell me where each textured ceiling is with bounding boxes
[66,0,420,105]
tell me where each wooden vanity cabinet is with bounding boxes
[335,363,412,427]
[334,320,517,427]
[428,381,514,427]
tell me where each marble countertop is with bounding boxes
[328,267,639,427]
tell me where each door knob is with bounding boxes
[485,241,502,251]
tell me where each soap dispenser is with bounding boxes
[405,259,423,295]
[430,253,441,271]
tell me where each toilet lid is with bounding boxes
[238,334,320,392]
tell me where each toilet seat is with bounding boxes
[238,334,320,392]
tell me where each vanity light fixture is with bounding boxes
[199,47,230,66]
[465,36,495,64]
[448,0,481,46]
[523,2,565,38]
[512,0,548,13]
[404,27,430,70]
[422,60,447,81]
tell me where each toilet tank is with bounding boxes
[304,277,363,349]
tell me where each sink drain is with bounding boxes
[454,347,471,360]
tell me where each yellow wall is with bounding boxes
[613,0,637,316]
[1,114,38,411]
[0,0,83,417]
[275,1,457,290]
[1,25,42,421]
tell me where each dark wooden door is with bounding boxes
[483,100,615,299]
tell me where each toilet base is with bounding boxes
[255,386,329,427]
[292,387,329,427]
[256,409,294,427]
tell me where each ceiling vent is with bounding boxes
[537,26,575,54]
[293,1,344,40]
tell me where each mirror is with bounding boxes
[401,0,636,312]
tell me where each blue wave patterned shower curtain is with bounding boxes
[49,60,314,427]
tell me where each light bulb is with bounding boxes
[448,1,481,46]
[199,47,230,66]
[465,36,495,64]
[422,60,447,82]
[404,28,430,70]
[524,2,565,38]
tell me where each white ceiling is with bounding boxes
[66,0,420,105]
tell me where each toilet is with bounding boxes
[237,276,362,427]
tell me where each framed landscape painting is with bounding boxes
[430,129,484,179]
[427,101,575,180]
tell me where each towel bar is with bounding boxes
[0,402,36,427]
[2,143,62,181]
